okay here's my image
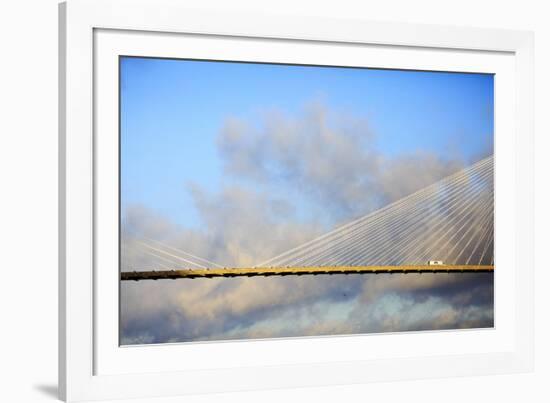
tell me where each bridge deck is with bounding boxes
[121,264,494,281]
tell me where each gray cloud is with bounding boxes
[121,273,493,344]
[217,103,465,221]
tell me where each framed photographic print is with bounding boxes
[59,0,534,401]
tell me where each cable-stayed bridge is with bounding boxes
[121,155,494,281]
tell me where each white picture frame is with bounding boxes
[59,0,534,401]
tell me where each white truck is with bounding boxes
[428,260,444,266]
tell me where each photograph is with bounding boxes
[119,56,495,345]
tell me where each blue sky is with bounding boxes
[120,56,494,229]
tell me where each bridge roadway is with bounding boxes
[121,264,494,281]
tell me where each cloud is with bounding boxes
[358,272,493,303]
[217,102,465,221]
[120,101,493,344]
[121,273,493,343]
